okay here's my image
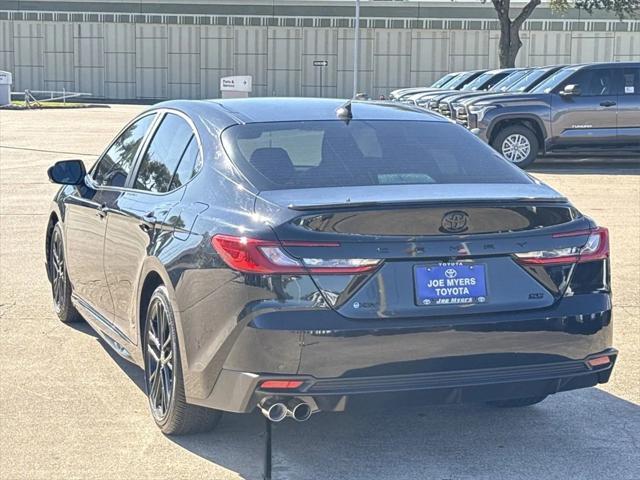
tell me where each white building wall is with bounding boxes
[0,9,638,99]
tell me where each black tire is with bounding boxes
[486,395,547,408]
[491,124,539,168]
[49,223,83,323]
[143,285,222,435]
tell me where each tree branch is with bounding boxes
[513,0,541,28]
[491,0,511,21]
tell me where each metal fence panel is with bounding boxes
[374,29,411,95]
[104,52,135,83]
[104,23,135,53]
[75,66,104,97]
[528,31,572,66]
[571,32,616,63]
[3,12,640,100]
[614,32,640,61]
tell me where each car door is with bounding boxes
[103,111,202,339]
[64,114,155,321]
[550,66,618,149]
[616,65,640,147]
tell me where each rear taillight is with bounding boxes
[260,380,304,389]
[586,356,611,368]
[514,227,609,266]
[211,234,380,274]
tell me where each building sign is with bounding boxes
[0,71,12,84]
[220,76,252,92]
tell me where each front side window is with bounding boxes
[134,113,197,193]
[221,120,531,191]
[93,115,155,187]
[561,69,614,96]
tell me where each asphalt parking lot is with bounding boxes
[0,105,639,480]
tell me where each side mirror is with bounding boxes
[47,160,86,185]
[559,84,581,97]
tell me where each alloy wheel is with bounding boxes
[145,298,175,421]
[501,133,531,164]
[50,229,66,311]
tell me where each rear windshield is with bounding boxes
[220,120,531,191]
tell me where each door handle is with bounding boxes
[600,101,616,107]
[96,204,108,218]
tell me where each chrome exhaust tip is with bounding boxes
[260,400,287,422]
[287,399,313,422]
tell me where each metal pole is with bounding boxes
[263,417,272,480]
[352,0,360,98]
[319,67,323,98]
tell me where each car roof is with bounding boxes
[152,97,447,128]
[574,61,639,70]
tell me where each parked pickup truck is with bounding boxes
[468,62,640,167]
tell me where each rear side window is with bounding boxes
[221,120,530,191]
[93,115,154,187]
[169,136,201,190]
[621,67,639,95]
[134,113,198,193]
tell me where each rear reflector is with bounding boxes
[587,356,610,368]
[211,234,380,274]
[260,380,304,389]
[514,227,609,266]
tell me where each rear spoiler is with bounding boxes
[288,197,568,211]
[258,183,568,212]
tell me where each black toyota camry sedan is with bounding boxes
[45,98,616,435]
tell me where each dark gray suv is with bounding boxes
[468,62,640,167]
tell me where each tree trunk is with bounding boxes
[498,19,522,68]
[494,0,540,68]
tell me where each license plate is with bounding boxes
[415,263,487,306]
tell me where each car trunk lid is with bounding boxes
[254,183,590,318]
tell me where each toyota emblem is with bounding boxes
[440,211,469,234]
[445,268,457,279]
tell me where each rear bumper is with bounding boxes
[194,349,617,413]
[186,293,615,413]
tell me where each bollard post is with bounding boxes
[263,416,272,480]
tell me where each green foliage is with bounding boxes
[550,0,639,19]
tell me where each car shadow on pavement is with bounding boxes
[72,322,639,480]
[66,320,146,391]
[169,389,639,480]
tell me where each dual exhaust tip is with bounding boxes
[260,399,313,422]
